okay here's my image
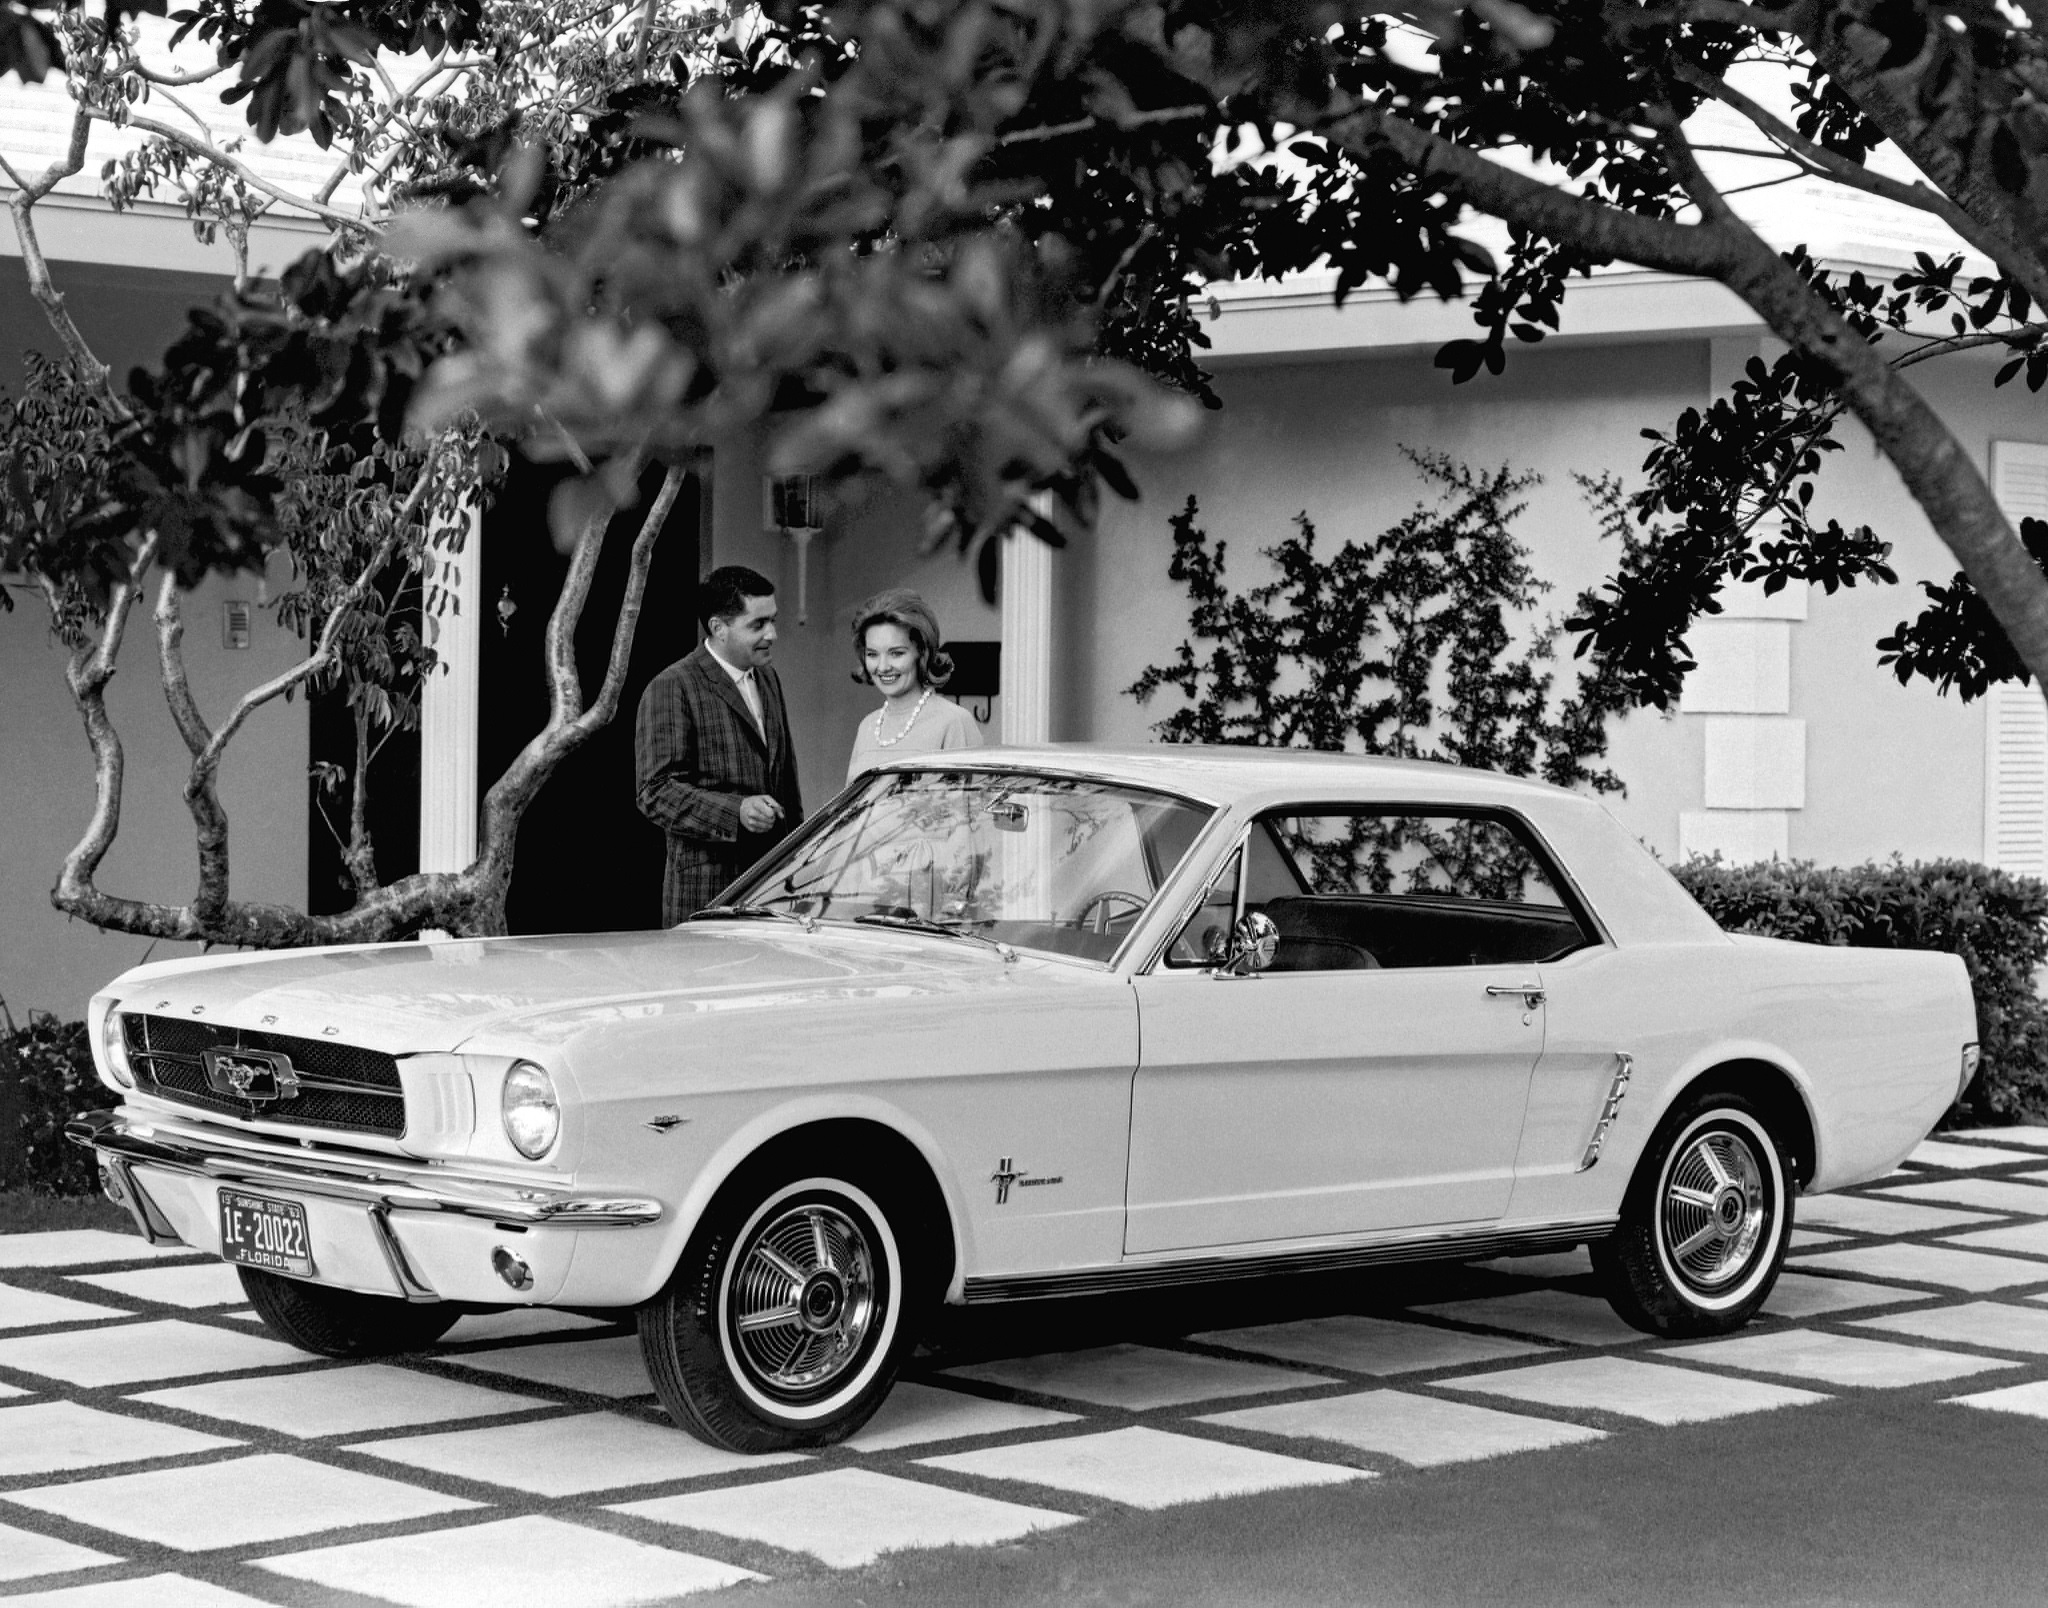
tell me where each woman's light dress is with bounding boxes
[846,696,984,782]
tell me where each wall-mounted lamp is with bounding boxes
[763,473,826,625]
[222,600,253,650]
[945,640,1000,725]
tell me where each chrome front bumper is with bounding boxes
[67,1109,662,1301]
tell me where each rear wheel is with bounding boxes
[237,1267,461,1357]
[640,1164,922,1452]
[1593,1089,1792,1338]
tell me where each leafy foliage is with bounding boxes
[0,1007,101,1196]
[1127,452,1633,790]
[1673,857,2048,1126]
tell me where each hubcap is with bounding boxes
[728,1202,879,1397]
[1660,1127,1768,1292]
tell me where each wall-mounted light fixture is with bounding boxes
[222,600,253,650]
[944,640,1000,725]
[763,473,826,625]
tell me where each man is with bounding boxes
[635,566,804,924]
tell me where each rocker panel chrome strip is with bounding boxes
[960,1218,1616,1304]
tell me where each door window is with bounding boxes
[1244,809,1593,971]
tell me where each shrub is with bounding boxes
[0,1005,103,1196]
[1671,858,2048,1127]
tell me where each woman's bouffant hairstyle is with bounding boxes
[850,588,954,689]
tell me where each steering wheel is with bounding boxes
[1072,889,1149,934]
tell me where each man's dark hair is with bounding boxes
[701,565,776,630]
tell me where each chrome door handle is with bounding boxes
[1485,983,1546,1008]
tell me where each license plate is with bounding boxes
[218,1189,316,1278]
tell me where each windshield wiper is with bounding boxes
[688,903,801,923]
[854,912,1016,962]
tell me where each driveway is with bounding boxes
[6,1128,2048,1606]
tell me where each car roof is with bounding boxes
[868,742,1582,810]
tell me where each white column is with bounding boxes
[418,506,482,873]
[999,529,1053,745]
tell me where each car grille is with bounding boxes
[122,1014,406,1138]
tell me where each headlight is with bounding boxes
[501,1061,560,1159]
[100,1009,135,1089]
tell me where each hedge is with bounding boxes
[1671,857,2048,1127]
[0,1005,103,1196]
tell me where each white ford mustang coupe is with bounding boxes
[69,748,1977,1451]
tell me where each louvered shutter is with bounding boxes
[1985,442,2048,874]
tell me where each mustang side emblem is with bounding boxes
[200,1048,300,1104]
[991,1159,1064,1204]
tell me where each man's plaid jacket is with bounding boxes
[633,644,804,925]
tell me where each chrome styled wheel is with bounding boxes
[1658,1126,1767,1293]
[1595,1088,1793,1338]
[725,1200,880,1399]
[640,1160,924,1453]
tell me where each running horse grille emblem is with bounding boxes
[200,1047,301,1104]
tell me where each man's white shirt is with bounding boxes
[708,646,765,734]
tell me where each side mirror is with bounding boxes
[1218,911,1279,976]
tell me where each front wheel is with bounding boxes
[639,1168,920,1453]
[237,1267,462,1357]
[1593,1090,1792,1338]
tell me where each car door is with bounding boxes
[1125,806,1595,1256]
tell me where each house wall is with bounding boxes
[731,333,2013,873]
[2,265,308,1018]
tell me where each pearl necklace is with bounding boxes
[873,685,935,747]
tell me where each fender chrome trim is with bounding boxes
[66,1110,663,1228]
[959,1217,1616,1304]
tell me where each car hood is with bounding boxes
[99,924,1078,1055]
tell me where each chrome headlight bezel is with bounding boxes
[501,1060,561,1160]
[99,1006,135,1089]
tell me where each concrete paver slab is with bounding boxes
[0,1319,308,1386]
[1190,1315,1550,1376]
[352,1410,800,1495]
[0,1576,279,1606]
[1851,1300,2048,1354]
[1793,1242,2048,1292]
[8,1451,477,1549]
[134,1364,552,1438]
[1944,1127,2048,1147]
[1763,1273,1928,1319]
[70,1264,245,1309]
[1875,1178,2048,1214]
[845,1383,1078,1452]
[442,1335,652,1398]
[1440,1356,1824,1424]
[0,1232,190,1269]
[1663,1328,2016,1387]
[0,1282,126,1330]
[0,1400,240,1477]
[1907,1139,2041,1169]
[921,1425,1363,1509]
[1412,1289,1642,1346]
[256,1513,759,1605]
[1795,1196,1998,1236]
[0,1522,120,1582]
[1947,1378,2048,1419]
[941,1343,1327,1410]
[1200,1389,1603,1466]
[618,1466,1079,1567]
[1941,1221,2048,1258]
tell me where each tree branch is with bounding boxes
[1674,59,2048,311]
[570,463,685,740]
[4,111,126,415]
[83,108,369,230]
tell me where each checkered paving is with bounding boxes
[8,1127,2048,1603]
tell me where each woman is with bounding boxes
[846,588,983,781]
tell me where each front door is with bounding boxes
[1125,806,1594,1255]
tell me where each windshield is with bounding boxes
[722,768,1217,963]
